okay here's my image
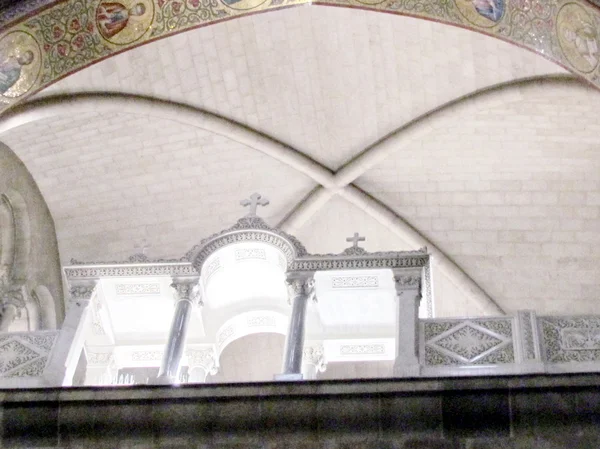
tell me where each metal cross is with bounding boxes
[240,193,269,216]
[346,232,366,248]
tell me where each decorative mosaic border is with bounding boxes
[0,0,598,115]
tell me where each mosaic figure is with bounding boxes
[0,31,41,100]
[96,0,153,45]
[97,2,146,39]
[455,0,504,27]
[558,3,599,73]
[0,50,33,94]
[469,0,504,22]
[220,0,267,11]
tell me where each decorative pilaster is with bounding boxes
[156,278,201,384]
[393,270,422,377]
[185,347,218,383]
[301,342,326,380]
[84,349,116,385]
[280,274,315,378]
[516,310,544,373]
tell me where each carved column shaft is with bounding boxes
[282,276,315,376]
[393,270,422,377]
[157,280,200,383]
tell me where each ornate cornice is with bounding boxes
[290,249,429,273]
[63,262,196,280]
[69,254,188,265]
[186,215,307,274]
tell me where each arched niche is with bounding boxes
[0,190,31,284]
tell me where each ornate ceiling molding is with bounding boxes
[0,0,598,115]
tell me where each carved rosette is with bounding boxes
[285,276,316,303]
[186,348,218,375]
[171,279,202,305]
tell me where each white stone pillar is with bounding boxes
[281,274,315,377]
[185,347,218,383]
[301,343,326,380]
[392,270,422,377]
[84,349,116,385]
[156,279,200,384]
[44,283,97,387]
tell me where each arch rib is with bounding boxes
[0,91,514,314]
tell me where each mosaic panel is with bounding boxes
[0,0,597,113]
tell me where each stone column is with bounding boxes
[44,282,97,387]
[156,279,200,384]
[186,347,218,383]
[392,270,422,377]
[301,343,326,380]
[0,286,25,331]
[280,274,315,378]
[84,350,116,385]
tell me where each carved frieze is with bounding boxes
[115,283,161,296]
[340,344,385,355]
[234,248,266,261]
[247,316,276,327]
[64,263,196,280]
[331,275,379,289]
[131,351,163,362]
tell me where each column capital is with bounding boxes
[392,270,422,294]
[186,347,218,375]
[303,343,327,372]
[69,282,98,301]
[1,285,26,310]
[171,278,202,305]
[285,273,315,302]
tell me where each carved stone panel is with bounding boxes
[540,316,600,363]
[423,319,514,366]
[0,332,57,378]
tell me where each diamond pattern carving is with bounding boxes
[434,325,503,361]
[0,340,41,374]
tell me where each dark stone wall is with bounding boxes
[1,373,600,448]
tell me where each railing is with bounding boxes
[1,310,600,387]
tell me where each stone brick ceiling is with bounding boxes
[2,7,598,317]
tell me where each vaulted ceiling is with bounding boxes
[1,6,599,317]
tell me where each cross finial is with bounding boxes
[346,232,366,248]
[240,193,269,217]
